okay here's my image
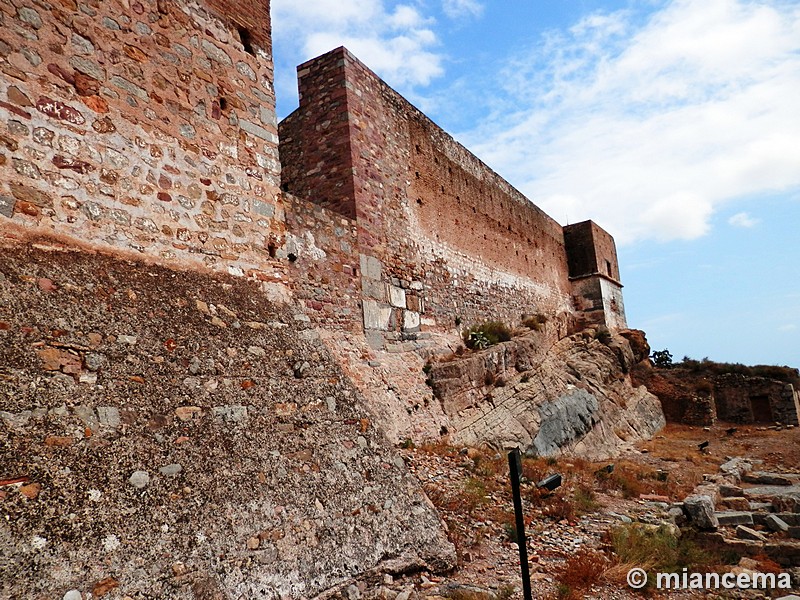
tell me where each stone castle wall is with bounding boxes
[0,0,283,279]
[279,47,617,348]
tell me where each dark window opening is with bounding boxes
[287,252,297,263]
[238,27,255,55]
[605,259,612,276]
[267,241,277,258]
[219,97,228,110]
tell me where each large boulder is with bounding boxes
[684,495,719,530]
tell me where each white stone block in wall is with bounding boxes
[389,285,406,308]
[403,311,420,332]
[363,299,392,331]
[359,254,382,281]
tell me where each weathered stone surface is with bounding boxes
[684,495,719,529]
[743,471,795,486]
[0,248,455,598]
[744,485,800,512]
[532,389,599,456]
[715,511,754,527]
[0,195,15,218]
[736,525,768,542]
[765,514,790,533]
[36,97,86,125]
[720,484,744,497]
[430,331,665,458]
[720,496,750,511]
[9,183,52,208]
[720,457,753,482]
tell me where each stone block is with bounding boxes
[743,472,794,486]
[765,514,790,533]
[389,285,406,308]
[720,484,744,497]
[720,457,752,482]
[362,299,391,331]
[735,525,768,542]
[359,254,382,281]
[684,495,719,529]
[715,511,753,527]
[361,278,386,301]
[720,497,751,511]
[0,195,15,218]
[403,311,420,332]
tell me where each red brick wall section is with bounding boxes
[278,49,357,220]
[202,0,272,56]
[0,0,281,279]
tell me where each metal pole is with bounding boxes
[508,448,532,600]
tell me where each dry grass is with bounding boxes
[555,547,610,599]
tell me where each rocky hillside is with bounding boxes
[0,243,455,599]
[427,327,666,459]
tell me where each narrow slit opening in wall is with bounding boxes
[606,260,612,276]
[219,97,228,110]
[237,26,255,55]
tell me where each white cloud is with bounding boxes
[778,323,797,332]
[442,0,483,19]
[728,212,759,228]
[271,0,443,109]
[459,0,800,245]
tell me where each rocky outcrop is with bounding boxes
[0,245,455,599]
[428,329,666,458]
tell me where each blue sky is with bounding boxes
[271,0,800,367]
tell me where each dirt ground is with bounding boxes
[371,422,800,600]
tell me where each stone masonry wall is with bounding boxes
[714,374,800,425]
[0,244,456,599]
[0,0,283,279]
[563,221,627,330]
[283,192,362,330]
[279,47,576,349]
[279,50,357,220]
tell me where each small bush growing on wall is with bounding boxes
[521,313,548,331]
[462,321,512,349]
[594,325,612,345]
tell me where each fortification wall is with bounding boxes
[563,221,626,329]
[283,193,362,330]
[0,0,282,278]
[279,48,576,347]
[0,244,455,598]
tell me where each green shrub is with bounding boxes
[651,349,673,368]
[462,321,512,350]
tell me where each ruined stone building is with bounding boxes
[0,0,664,596]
